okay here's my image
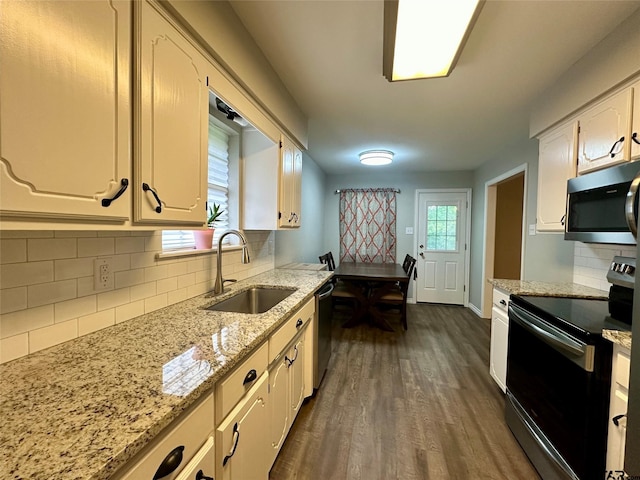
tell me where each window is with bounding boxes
[426,204,458,251]
[162,116,230,251]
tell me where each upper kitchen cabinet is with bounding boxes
[242,132,302,230]
[632,80,640,160]
[134,0,208,226]
[577,88,633,174]
[536,121,577,232]
[0,0,132,224]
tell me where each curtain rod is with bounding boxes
[334,188,401,194]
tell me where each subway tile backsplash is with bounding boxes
[0,230,274,363]
[573,242,636,291]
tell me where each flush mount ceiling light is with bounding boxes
[383,0,484,82]
[359,150,394,166]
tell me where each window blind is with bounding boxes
[161,117,230,251]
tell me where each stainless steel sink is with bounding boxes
[205,287,297,314]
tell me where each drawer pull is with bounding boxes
[101,178,129,207]
[223,423,240,466]
[142,183,163,213]
[243,369,257,386]
[499,299,507,306]
[286,345,299,368]
[153,445,184,479]
[296,318,303,328]
[613,413,627,427]
[195,470,214,480]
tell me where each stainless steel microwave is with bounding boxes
[565,161,640,244]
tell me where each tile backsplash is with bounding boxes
[0,230,274,363]
[573,242,636,291]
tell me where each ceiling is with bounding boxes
[229,1,640,175]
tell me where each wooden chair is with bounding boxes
[372,255,416,330]
[319,251,360,311]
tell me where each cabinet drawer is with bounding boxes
[492,288,509,314]
[117,395,214,480]
[269,299,315,364]
[216,342,268,422]
[615,346,631,389]
[175,436,215,480]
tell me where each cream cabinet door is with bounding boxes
[536,122,577,232]
[135,1,208,226]
[278,136,295,228]
[291,146,303,227]
[268,357,290,465]
[577,89,632,174]
[216,372,270,480]
[632,81,640,160]
[288,337,305,420]
[0,0,132,223]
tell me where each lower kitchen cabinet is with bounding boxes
[489,287,509,393]
[607,343,630,472]
[216,371,270,480]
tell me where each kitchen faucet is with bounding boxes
[213,229,251,295]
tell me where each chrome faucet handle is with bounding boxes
[223,279,237,285]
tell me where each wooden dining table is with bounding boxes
[332,262,409,331]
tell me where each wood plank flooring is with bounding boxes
[269,303,540,480]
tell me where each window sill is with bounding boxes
[156,244,244,260]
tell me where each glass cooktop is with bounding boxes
[511,295,631,340]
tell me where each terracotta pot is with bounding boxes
[194,228,214,250]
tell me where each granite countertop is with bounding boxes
[603,329,632,350]
[0,269,332,480]
[488,279,609,299]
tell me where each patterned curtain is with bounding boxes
[339,188,397,263]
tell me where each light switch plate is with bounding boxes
[529,224,536,236]
[405,227,414,235]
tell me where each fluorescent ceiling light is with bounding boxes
[383,0,484,81]
[360,150,394,166]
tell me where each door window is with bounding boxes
[426,204,458,251]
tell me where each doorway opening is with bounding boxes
[481,165,527,318]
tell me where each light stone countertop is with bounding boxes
[488,279,609,299]
[603,329,632,350]
[0,268,332,480]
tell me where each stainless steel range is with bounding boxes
[505,257,635,480]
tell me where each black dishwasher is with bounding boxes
[314,281,333,390]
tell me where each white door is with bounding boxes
[416,191,468,304]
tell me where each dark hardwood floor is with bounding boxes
[269,303,540,480]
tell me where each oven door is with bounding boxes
[506,302,599,480]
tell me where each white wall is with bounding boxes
[275,153,327,266]
[469,137,575,310]
[323,170,474,266]
[0,231,274,363]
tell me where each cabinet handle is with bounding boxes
[633,132,640,145]
[608,136,625,158]
[296,318,303,329]
[195,470,214,480]
[613,413,627,427]
[153,445,184,480]
[101,178,129,207]
[223,423,240,466]
[243,369,257,385]
[286,345,299,368]
[288,212,295,223]
[560,214,566,226]
[499,299,507,306]
[142,183,162,213]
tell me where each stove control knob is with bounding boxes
[625,265,635,274]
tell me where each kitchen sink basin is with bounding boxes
[205,287,297,314]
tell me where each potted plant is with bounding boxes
[194,203,223,249]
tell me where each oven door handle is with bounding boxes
[509,304,587,359]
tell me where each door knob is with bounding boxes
[420,252,425,258]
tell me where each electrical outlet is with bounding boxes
[94,257,114,291]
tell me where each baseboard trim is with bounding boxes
[468,302,484,318]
